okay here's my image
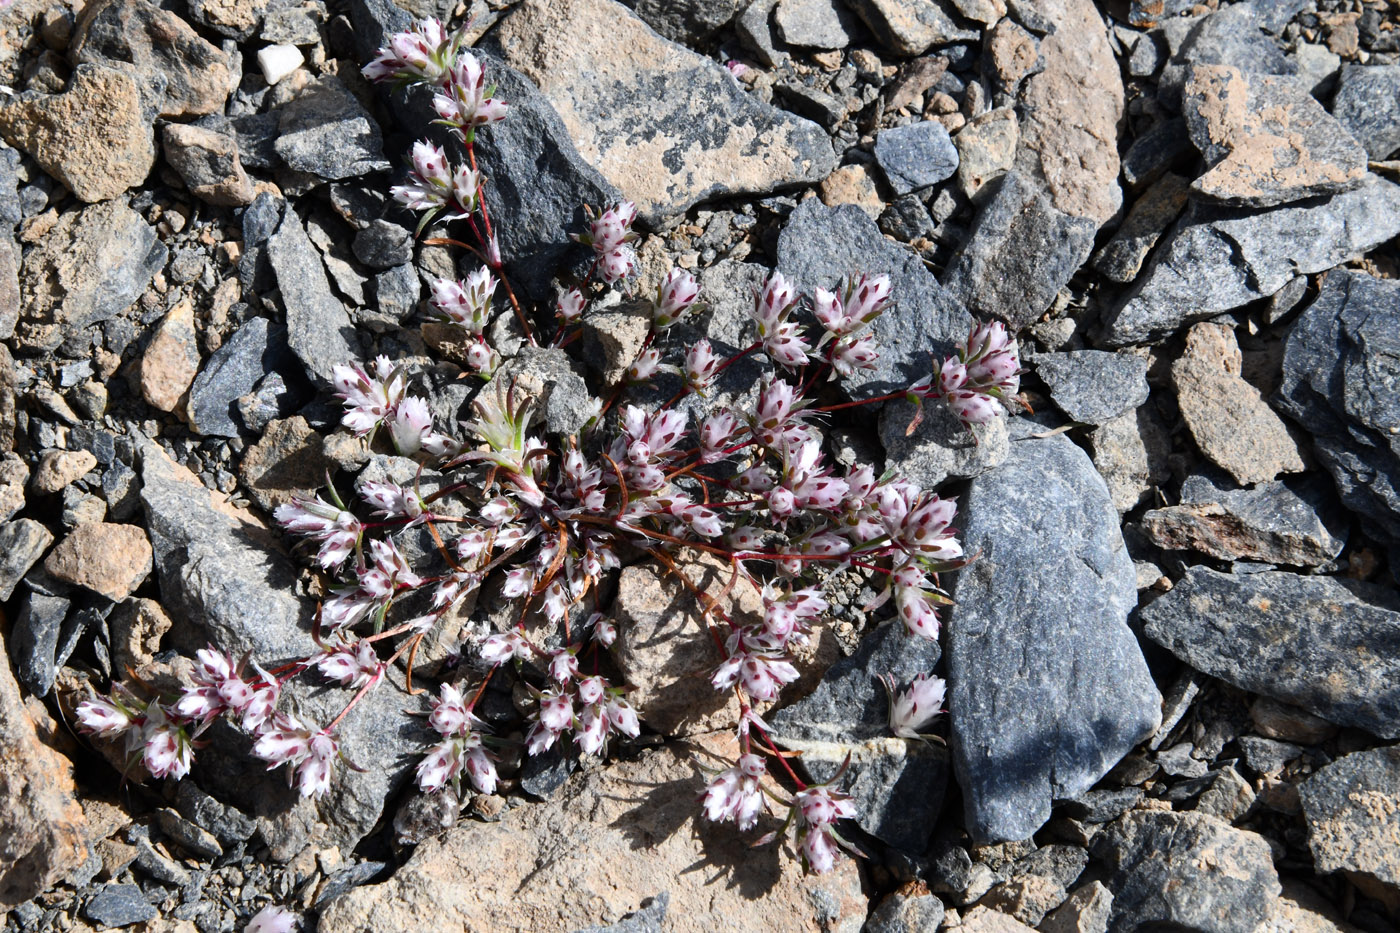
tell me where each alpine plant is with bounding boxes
[74,18,1022,875]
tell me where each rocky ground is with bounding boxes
[1,0,1399,930]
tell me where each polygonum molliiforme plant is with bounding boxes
[75,19,1023,875]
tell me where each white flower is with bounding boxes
[76,696,136,735]
[885,673,947,739]
[700,754,766,831]
[244,905,300,933]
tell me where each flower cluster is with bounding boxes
[937,320,1022,426]
[523,656,640,756]
[573,201,639,284]
[76,692,195,781]
[332,356,459,456]
[416,683,498,794]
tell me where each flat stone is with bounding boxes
[139,299,200,412]
[1275,270,1400,545]
[275,76,389,181]
[484,347,598,438]
[880,399,1009,489]
[1092,172,1191,284]
[268,207,359,388]
[948,428,1161,843]
[1139,566,1400,740]
[1034,350,1150,426]
[770,621,947,852]
[0,457,28,524]
[773,0,855,49]
[873,121,958,196]
[44,522,152,601]
[986,19,1037,91]
[624,0,742,44]
[960,905,1038,933]
[1121,117,1195,190]
[843,0,976,57]
[13,198,165,353]
[237,416,334,514]
[1299,745,1400,896]
[1141,474,1348,567]
[187,317,303,437]
[1090,811,1280,933]
[736,0,784,67]
[1330,64,1400,160]
[944,171,1098,331]
[489,0,835,227]
[777,199,971,399]
[318,744,866,932]
[162,122,255,207]
[1181,65,1367,207]
[1159,2,1297,106]
[10,591,69,697]
[187,0,269,39]
[84,883,156,927]
[0,520,53,603]
[1101,174,1400,346]
[1172,322,1305,486]
[818,163,883,218]
[954,107,1019,200]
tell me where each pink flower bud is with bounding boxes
[948,389,1000,426]
[599,246,636,284]
[76,696,136,735]
[654,268,699,327]
[887,673,947,739]
[556,287,586,322]
[626,347,662,382]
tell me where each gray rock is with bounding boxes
[947,428,1161,843]
[1139,566,1400,740]
[232,111,281,171]
[1039,881,1112,933]
[1159,2,1296,106]
[1330,64,1400,160]
[1298,745,1400,894]
[187,317,303,438]
[879,194,936,243]
[1091,811,1279,933]
[10,590,70,697]
[777,199,971,399]
[944,172,1097,332]
[736,0,784,67]
[1181,65,1367,207]
[1092,172,1191,284]
[0,519,54,602]
[153,807,223,860]
[487,0,835,227]
[487,347,598,437]
[1236,735,1301,776]
[520,743,578,798]
[866,889,946,933]
[274,76,389,181]
[578,892,669,933]
[374,264,421,322]
[1275,270,1400,545]
[1034,351,1149,426]
[83,883,156,928]
[873,122,958,196]
[268,208,360,388]
[1141,474,1348,567]
[186,0,265,40]
[844,0,976,57]
[352,219,413,270]
[261,7,320,45]
[138,439,426,859]
[624,0,740,43]
[770,622,947,852]
[173,781,258,846]
[773,0,855,48]
[774,83,845,132]
[879,400,1009,489]
[1121,117,1194,190]
[1101,174,1400,346]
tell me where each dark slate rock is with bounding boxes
[777,199,971,399]
[879,398,1009,490]
[137,438,425,859]
[521,743,578,798]
[101,460,140,521]
[352,219,413,270]
[865,890,945,933]
[577,891,669,933]
[0,519,54,602]
[943,172,1097,332]
[238,191,283,293]
[1059,787,1144,824]
[232,111,281,170]
[1158,2,1296,107]
[774,83,846,132]
[1140,566,1400,740]
[1298,745,1400,892]
[314,860,389,909]
[1101,175,1400,346]
[1090,811,1280,933]
[268,208,360,388]
[374,263,421,322]
[186,317,304,437]
[1121,117,1195,189]
[1033,350,1149,426]
[773,0,856,49]
[274,76,389,181]
[10,589,69,697]
[84,883,157,927]
[1141,473,1348,567]
[878,194,936,242]
[873,122,959,196]
[626,0,741,43]
[947,427,1161,843]
[770,621,947,853]
[173,781,257,846]
[1237,735,1302,775]
[1330,64,1400,160]
[153,807,223,860]
[1275,270,1400,545]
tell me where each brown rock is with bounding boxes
[818,163,884,219]
[188,0,270,40]
[140,299,200,412]
[317,744,865,933]
[980,875,1066,926]
[960,905,1039,933]
[30,448,97,494]
[1262,880,1367,933]
[237,416,333,514]
[947,0,1004,26]
[954,107,1019,199]
[161,123,255,206]
[987,20,1037,89]
[1013,0,1124,225]
[0,638,88,908]
[0,454,27,523]
[1250,696,1337,746]
[0,342,14,451]
[0,237,18,342]
[1088,407,1172,513]
[109,598,173,675]
[1091,172,1190,283]
[581,299,651,386]
[884,55,947,112]
[0,64,155,202]
[613,553,761,736]
[846,0,975,57]
[44,522,153,600]
[1172,322,1306,486]
[1040,881,1112,933]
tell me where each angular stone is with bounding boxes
[162,122,254,207]
[1040,881,1112,933]
[14,198,165,352]
[1172,322,1304,486]
[31,449,97,494]
[1090,811,1280,933]
[770,621,947,852]
[818,164,884,218]
[1092,172,1190,284]
[1159,2,1297,106]
[84,883,156,927]
[625,0,742,44]
[318,745,866,932]
[1102,175,1400,346]
[948,428,1161,843]
[777,199,971,399]
[237,416,334,514]
[485,347,599,438]
[1141,474,1347,567]
[274,76,389,181]
[880,399,1009,489]
[139,299,200,413]
[0,520,53,603]
[1299,745,1400,896]
[0,627,88,909]
[1182,65,1367,207]
[866,889,946,933]
[0,64,156,203]
[1330,64,1400,160]
[1140,566,1400,740]
[873,121,958,196]
[11,591,69,698]
[489,0,835,226]
[1121,117,1194,190]
[954,107,1019,200]
[268,208,359,388]
[1275,270,1400,545]
[843,0,976,57]
[44,523,152,601]
[187,317,303,438]
[1034,350,1150,426]
[188,0,269,40]
[944,172,1098,331]
[773,0,855,48]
